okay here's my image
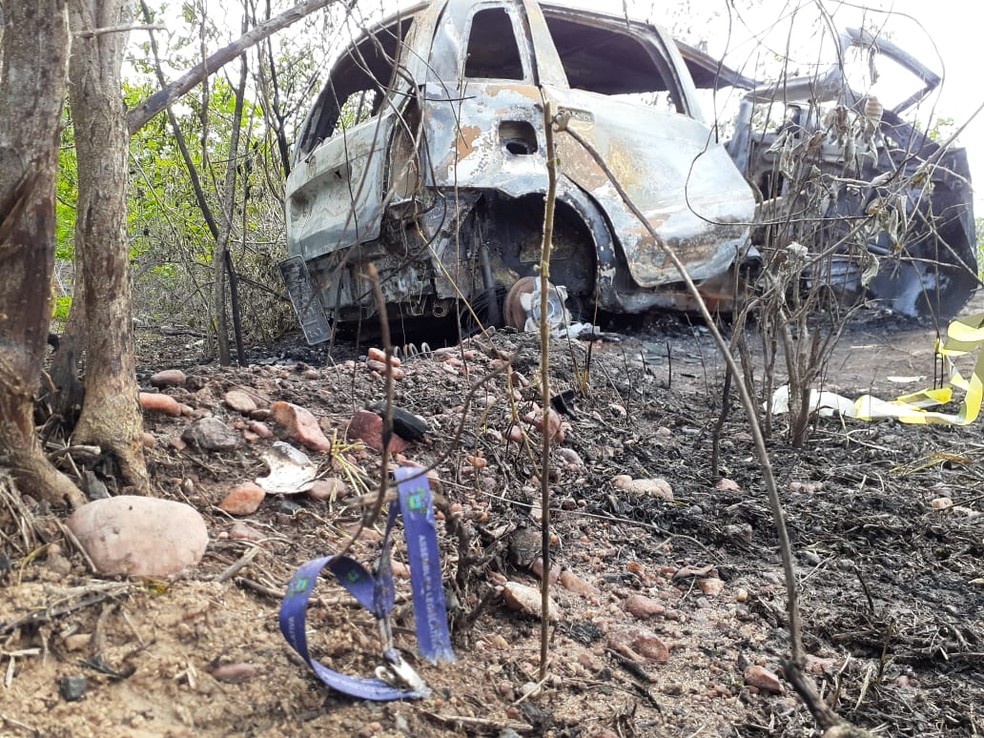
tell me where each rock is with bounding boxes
[744,664,783,693]
[141,432,157,448]
[67,496,208,578]
[247,420,273,439]
[624,594,666,619]
[608,626,670,664]
[219,482,265,516]
[367,347,401,365]
[502,581,559,621]
[716,478,741,492]
[139,392,182,417]
[182,417,242,451]
[45,543,72,576]
[699,578,725,596]
[271,401,332,453]
[59,676,88,702]
[63,633,92,652]
[787,480,824,494]
[224,390,258,415]
[230,522,265,542]
[930,496,954,510]
[346,409,408,454]
[530,559,560,584]
[614,475,674,501]
[210,663,258,684]
[149,369,187,388]
[559,570,600,600]
[308,478,347,501]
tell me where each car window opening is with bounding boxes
[544,15,682,112]
[465,7,524,80]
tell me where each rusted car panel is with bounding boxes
[283,2,976,342]
[283,0,756,339]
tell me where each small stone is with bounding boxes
[247,420,273,439]
[182,417,241,451]
[141,432,157,448]
[569,569,604,602]
[230,522,265,542]
[624,594,666,619]
[787,480,824,494]
[139,392,182,417]
[63,633,92,652]
[699,578,725,596]
[219,482,265,516]
[308,478,347,501]
[608,626,670,664]
[735,588,749,603]
[67,496,208,578]
[716,478,741,493]
[346,409,408,454]
[301,369,320,380]
[744,664,783,693]
[930,497,954,510]
[210,663,258,684]
[502,581,559,621]
[614,476,673,501]
[224,390,258,415]
[59,676,88,702]
[655,426,672,437]
[530,559,561,584]
[271,401,332,453]
[149,369,187,388]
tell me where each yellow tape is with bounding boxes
[853,312,984,425]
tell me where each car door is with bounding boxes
[530,4,756,287]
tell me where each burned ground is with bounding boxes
[1,307,982,737]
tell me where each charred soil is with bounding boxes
[2,307,982,737]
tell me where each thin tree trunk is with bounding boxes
[0,0,85,507]
[213,42,249,366]
[67,0,149,492]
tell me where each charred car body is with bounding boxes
[281,0,977,343]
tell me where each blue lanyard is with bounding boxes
[279,467,455,700]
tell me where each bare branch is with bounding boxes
[127,0,354,135]
[74,23,164,38]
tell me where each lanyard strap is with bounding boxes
[278,467,454,701]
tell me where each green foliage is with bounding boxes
[52,295,72,322]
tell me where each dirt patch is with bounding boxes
[3,310,983,737]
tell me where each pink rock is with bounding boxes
[346,409,408,454]
[271,401,332,453]
[308,478,347,501]
[149,369,187,388]
[744,664,783,693]
[210,663,258,684]
[67,496,208,578]
[530,559,561,584]
[220,482,265,516]
[699,578,725,596]
[559,570,600,600]
[716,478,741,493]
[141,432,157,448]
[624,594,666,619]
[230,521,265,542]
[247,420,273,439]
[139,392,182,417]
[224,390,258,414]
[608,626,670,664]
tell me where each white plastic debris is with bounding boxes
[255,441,317,494]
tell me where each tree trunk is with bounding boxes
[67,0,149,492]
[0,0,85,507]
[212,44,249,366]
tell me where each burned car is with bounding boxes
[281,0,977,343]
